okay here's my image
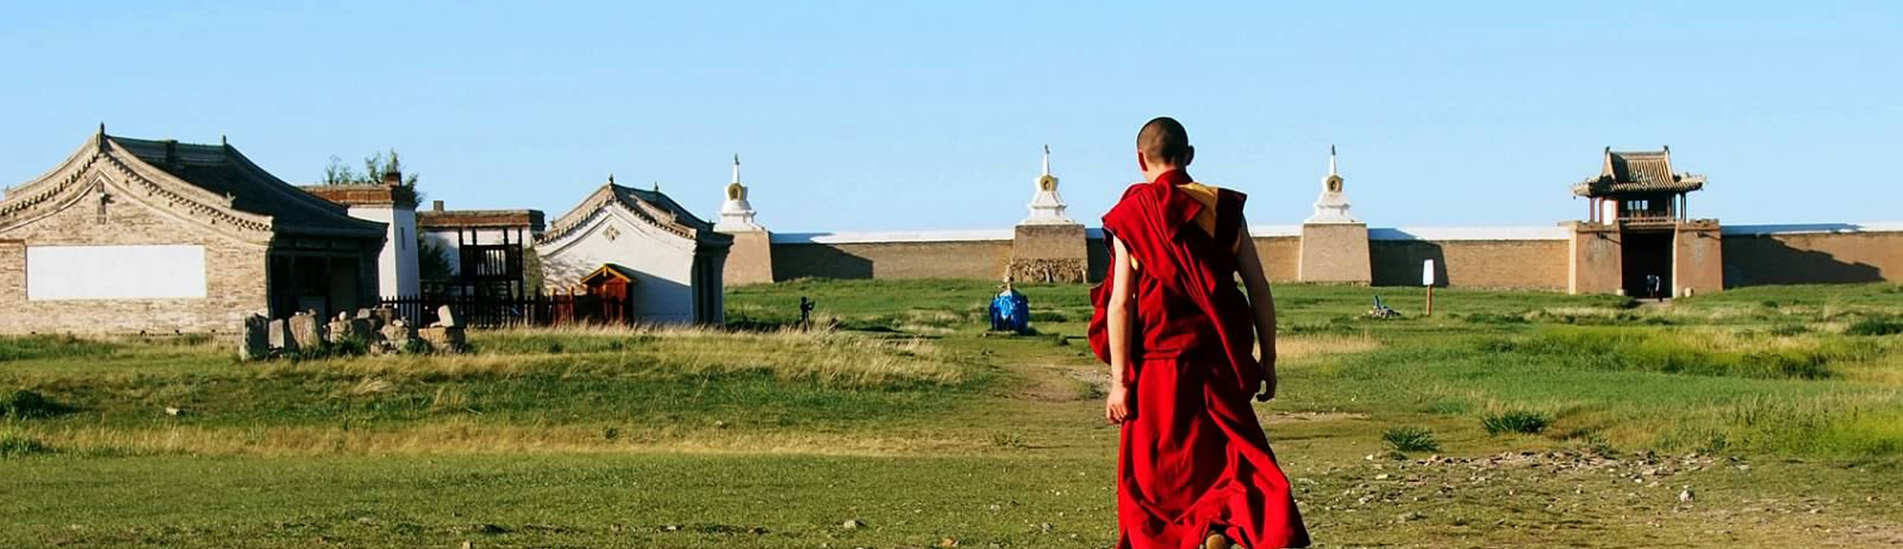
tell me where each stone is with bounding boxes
[325,319,353,343]
[380,320,414,350]
[435,305,460,328]
[1679,487,1695,503]
[371,306,400,329]
[841,519,864,530]
[417,325,465,352]
[288,310,326,349]
[267,319,298,352]
[239,314,269,360]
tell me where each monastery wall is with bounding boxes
[1369,228,1570,290]
[770,231,1012,281]
[1721,224,1903,286]
[728,225,1903,291]
[0,185,269,335]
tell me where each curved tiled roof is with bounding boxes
[1572,148,1706,196]
[2,132,384,240]
[541,182,725,246]
[108,137,385,238]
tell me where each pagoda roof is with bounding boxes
[1571,147,1706,197]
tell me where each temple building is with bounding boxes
[0,128,386,334]
[1566,147,1722,297]
[536,178,731,324]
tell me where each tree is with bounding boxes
[416,236,453,282]
[322,149,420,187]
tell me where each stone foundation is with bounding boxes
[1298,223,1371,284]
[1008,224,1088,283]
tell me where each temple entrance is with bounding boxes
[1621,231,1672,299]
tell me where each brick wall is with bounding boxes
[772,240,1012,280]
[0,187,269,335]
[1372,239,1568,289]
[1723,230,1903,286]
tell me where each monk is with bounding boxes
[1088,117,1310,549]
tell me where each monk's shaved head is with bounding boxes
[1137,117,1193,167]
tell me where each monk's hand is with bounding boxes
[1105,383,1132,424]
[1256,365,1278,402]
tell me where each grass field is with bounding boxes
[3,280,1901,548]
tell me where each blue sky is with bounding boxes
[2,1,1897,231]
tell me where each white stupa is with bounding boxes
[1021,145,1076,225]
[1305,145,1360,224]
[715,154,764,232]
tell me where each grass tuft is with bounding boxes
[0,431,54,457]
[1,390,72,419]
[1845,316,1903,336]
[1482,410,1551,436]
[1382,426,1440,453]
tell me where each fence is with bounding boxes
[379,290,637,329]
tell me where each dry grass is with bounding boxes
[276,325,970,388]
[19,421,967,458]
[1276,333,1381,362]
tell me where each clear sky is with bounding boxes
[2,1,1897,232]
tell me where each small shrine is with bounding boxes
[714,154,763,232]
[1305,145,1359,223]
[1021,145,1074,225]
[1007,145,1088,283]
[1297,146,1371,284]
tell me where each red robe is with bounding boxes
[1089,169,1310,549]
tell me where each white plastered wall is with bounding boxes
[536,206,699,324]
[347,205,419,298]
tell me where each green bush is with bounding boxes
[1461,312,1529,325]
[1845,316,1903,336]
[1,390,71,419]
[1482,410,1551,436]
[1382,426,1440,453]
[0,431,53,457]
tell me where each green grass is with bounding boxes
[1481,410,1552,436]
[1382,426,1440,453]
[1,280,1901,547]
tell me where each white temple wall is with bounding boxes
[537,209,699,324]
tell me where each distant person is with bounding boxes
[989,278,1030,334]
[1088,117,1310,549]
[1646,274,1664,301]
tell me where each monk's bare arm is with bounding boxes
[1235,223,1279,400]
[1105,237,1137,423]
